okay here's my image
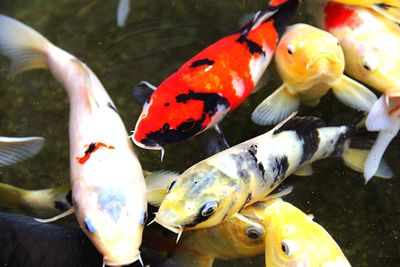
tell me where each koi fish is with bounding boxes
[0,15,147,266]
[131,0,301,153]
[252,198,351,267]
[155,115,392,235]
[251,23,377,126]
[312,1,400,181]
[0,136,44,167]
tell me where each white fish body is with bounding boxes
[0,15,147,266]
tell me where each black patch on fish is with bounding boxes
[107,102,118,113]
[246,144,268,183]
[54,201,71,212]
[190,58,215,68]
[132,81,155,105]
[331,132,349,157]
[140,90,229,147]
[271,155,289,187]
[164,102,170,106]
[236,35,265,55]
[66,190,73,206]
[375,3,390,9]
[246,193,252,203]
[274,117,324,164]
[84,143,97,155]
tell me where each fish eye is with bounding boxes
[245,226,264,240]
[200,201,218,217]
[167,180,176,192]
[336,41,340,46]
[281,239,296,256]
[362,55,377,72]
[287,44,295,55]
[178,118,197,132]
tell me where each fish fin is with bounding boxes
[132,80,157,105]
[34,207,74,223]
[342,148,393,181]
[214,123,230,148]
[364,123,400,182]
[145,170,180,206]
[116,0,131,27]
[261,185,293,201]
[332,75,377,112]
[366,95,392,131]
[171,249,214,267]
[203,132,227,157]
[0,15,51,74]
[293,164,313,176]
[0,136,44,167]
[251,84,300,126]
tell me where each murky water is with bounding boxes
[0,0,399,266]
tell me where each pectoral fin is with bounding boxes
[171,249,214,267]
[0,136,44,167]
[332,75,377,112]
[366,95,392,131]
[251,84,300,126]
[132,80,157,105]
[293,164,313,176]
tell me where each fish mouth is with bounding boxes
[154,217,184,242]
[130,134,163,151]
[103,251,142,266]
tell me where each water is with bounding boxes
[0,0,399,266]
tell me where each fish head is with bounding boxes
[340,35,400,97]
[275,23,345,90]
[73,186,147,266]
[155,162,248,233]
[132,79,230,149]
[261,200,350,267]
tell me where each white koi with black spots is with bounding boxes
[155,115,392,234]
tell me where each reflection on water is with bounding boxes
[0,0,399,266]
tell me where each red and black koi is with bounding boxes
[76,142,115,164]
[132,0,301,152]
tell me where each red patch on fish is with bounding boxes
[76,142,115,164]
[269,0,289,7]
[324,2,362,30]
[389,104,400,116]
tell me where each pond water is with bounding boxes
[0,0,399,266]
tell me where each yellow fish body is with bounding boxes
[0,15,147,266]
[253,198,351,267]
[252,23,376,125]
[313,1,400,182]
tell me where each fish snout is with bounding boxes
[103,249,141,266]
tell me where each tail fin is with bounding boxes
[0,136,44,167]
[0,14,51,74]
[341,126,394,181]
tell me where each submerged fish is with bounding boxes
[131,0,301,153]
[0,136,44,167]
[252,198,351,267]
[251,23,376,126]
[155,115,392,234]
[312,1,400,181]
[0,15,147,266]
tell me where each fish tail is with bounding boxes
[341,123,394,181]
[0,14,52,74]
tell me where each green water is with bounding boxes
[0,0,399,266]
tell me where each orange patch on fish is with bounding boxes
[389,103,400,116]
[76,142,115,164]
